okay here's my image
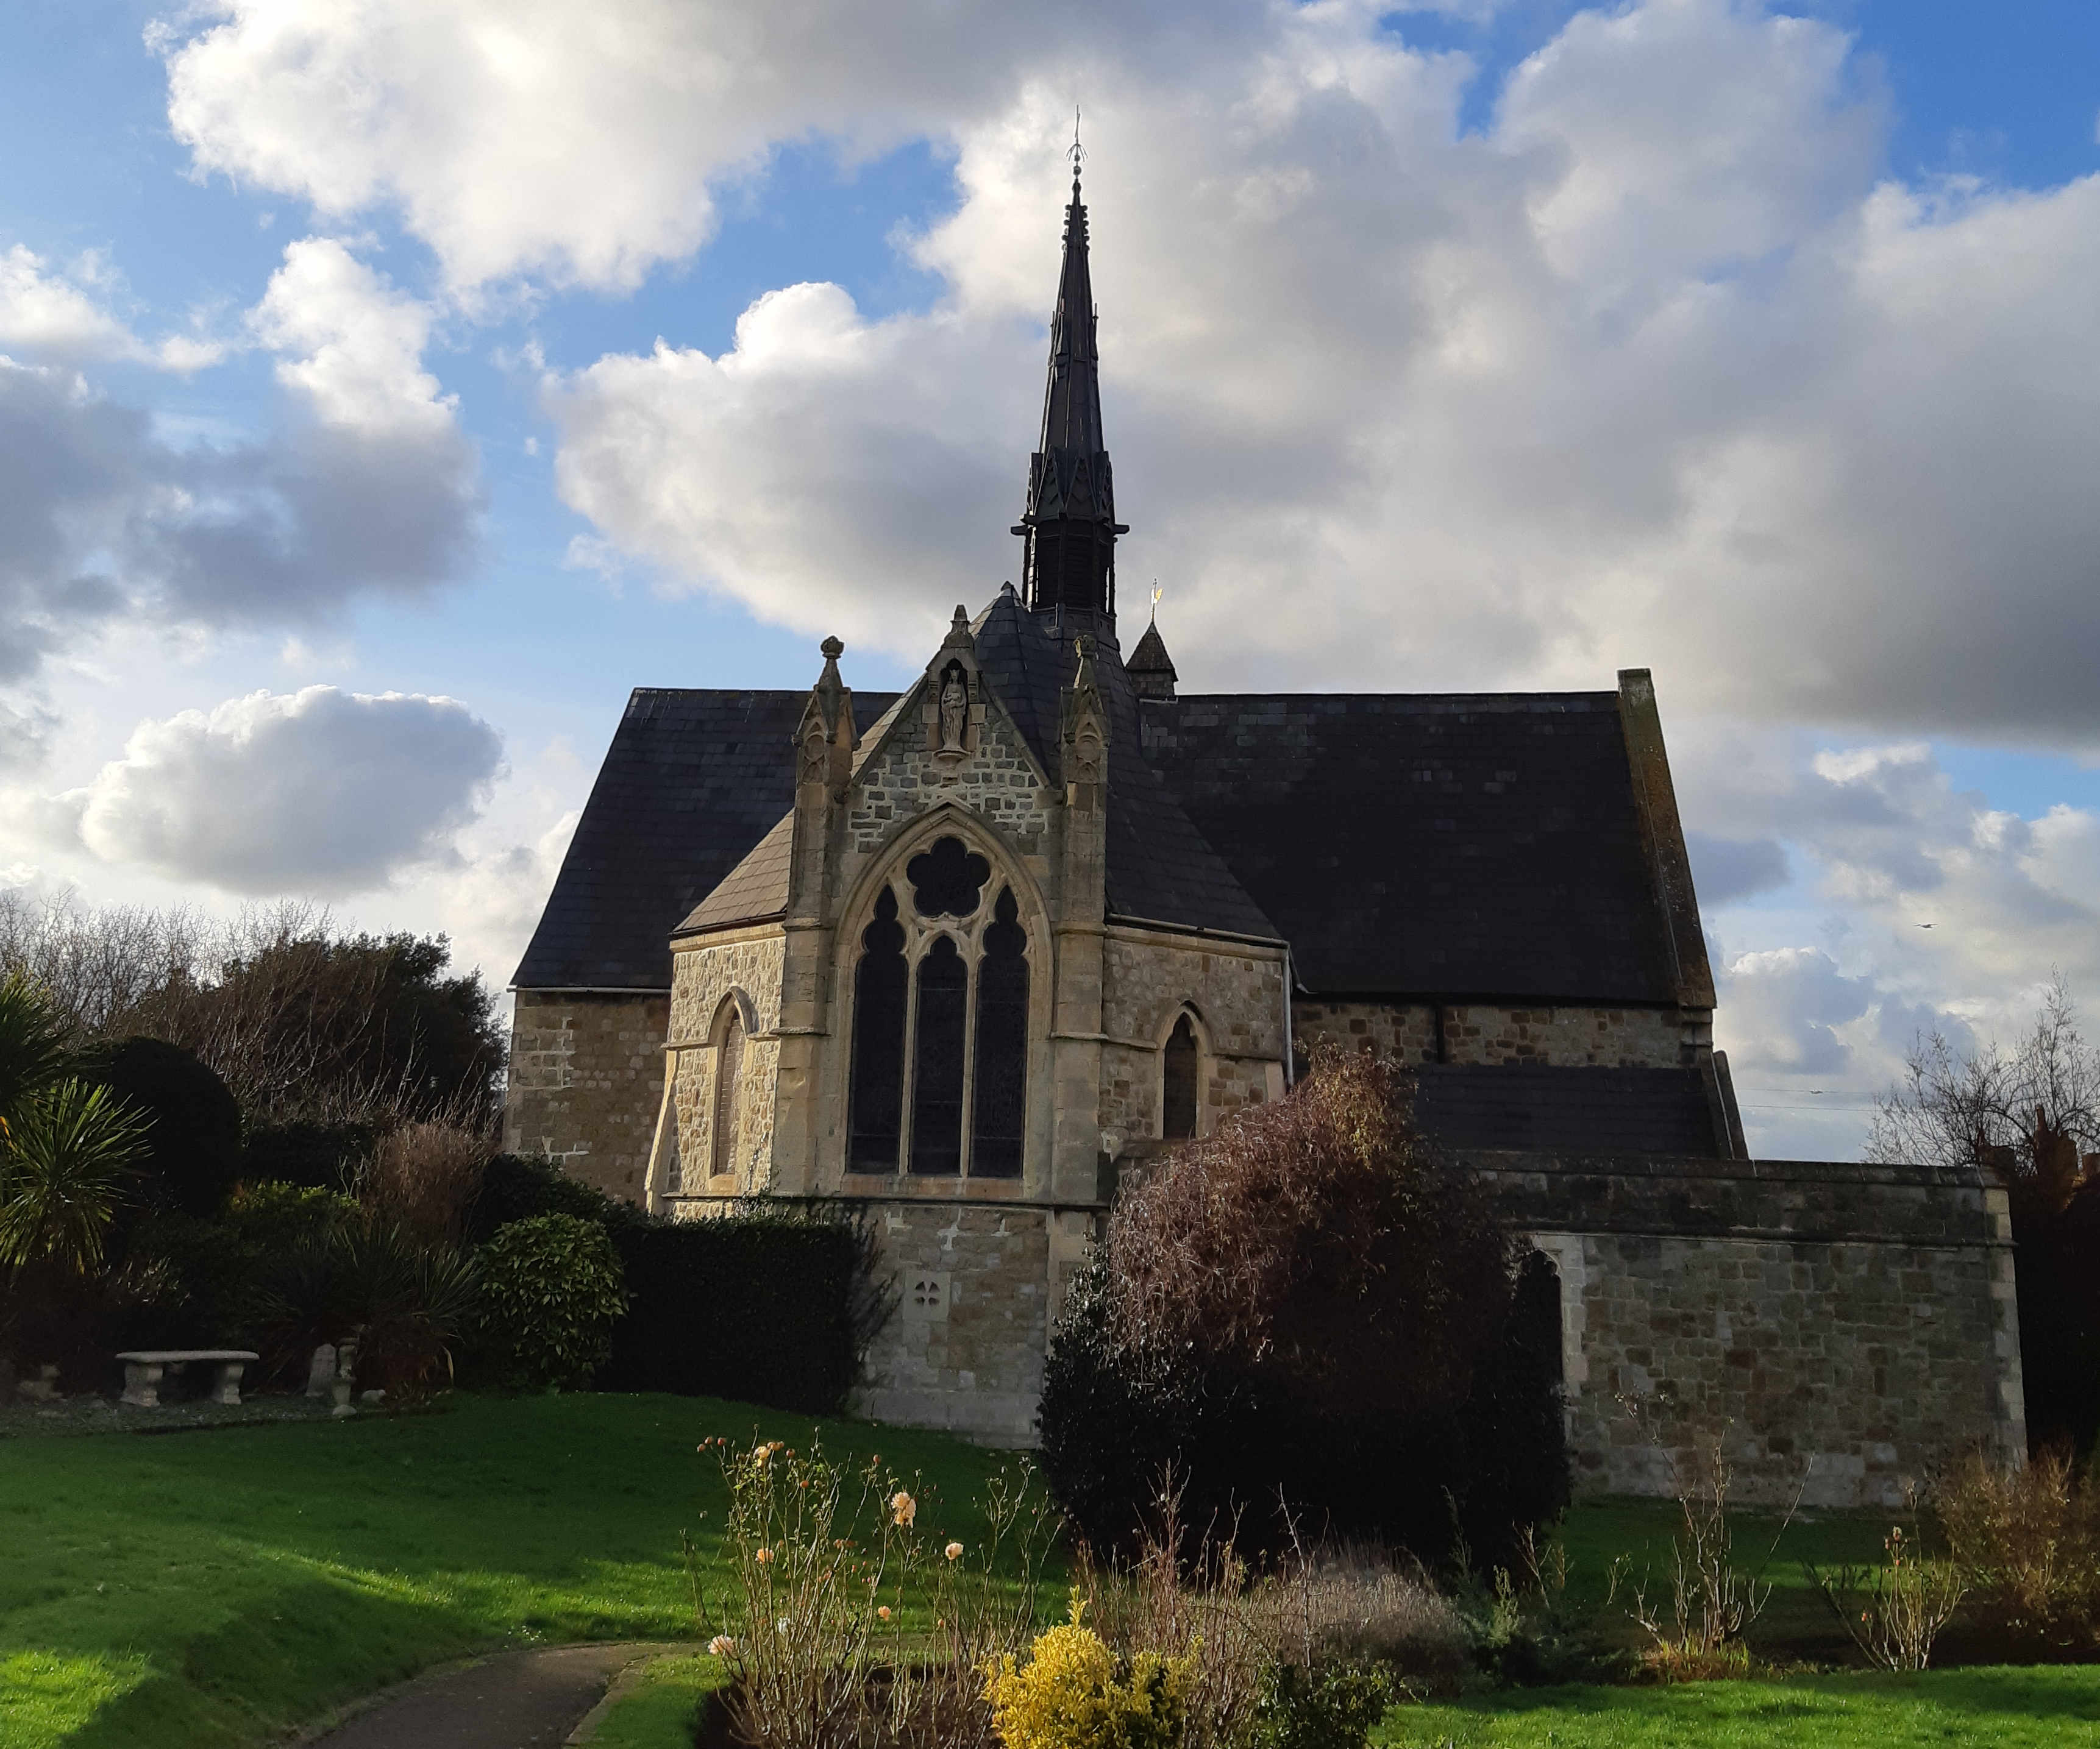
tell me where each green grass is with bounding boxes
[1553,1499,1896,1657]
[589,1653,721,1749]
[0,1392,1024,1749]
[1381,1667,2100,1747]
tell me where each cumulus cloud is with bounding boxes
[0,238,477,670]
[508,0,2100,731]
[41,686,502,893]
[0,244,227,370]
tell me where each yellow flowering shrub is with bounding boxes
[984,1598,1191,1749]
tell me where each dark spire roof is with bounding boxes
[1036,176,1106,480]
[1015,168,1126,626]
[1127,617,1176,701]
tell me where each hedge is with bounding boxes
[599,1212,880,1414]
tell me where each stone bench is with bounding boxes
[114,1350,260,1408]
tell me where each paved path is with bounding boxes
[308,1643,660,1748]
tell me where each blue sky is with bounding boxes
[4,0,2100,1157]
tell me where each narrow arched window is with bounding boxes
[910,935,968,1174]
[711,1006,746,1179]
[970,887,1028,1177]
[847,888,908,1171]
[1162,1014,1198,1140]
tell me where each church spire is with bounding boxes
[1013,139,1127,632]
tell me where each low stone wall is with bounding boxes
[505,990,670,1204]
[1470,1150,2026,1507]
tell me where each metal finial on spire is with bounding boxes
[1069,105,1085,185]
[1151,580,1161,624]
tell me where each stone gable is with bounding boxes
[847,693,1055,864]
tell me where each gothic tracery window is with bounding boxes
[845,835,1030,1178]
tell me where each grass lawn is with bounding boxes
[1383,1667,2100,1747]
[6,1397,2096,1749]
[0,1392,1030,1749]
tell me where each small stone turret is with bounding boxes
[1127,619,1177,702]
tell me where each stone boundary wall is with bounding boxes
[1292,1001,1699,1069]
[1467,1149,2026,1507]
[505,991,670,1204]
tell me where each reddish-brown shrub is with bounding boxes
[361,1121,493,1244]
[1041,1050,1568,1570]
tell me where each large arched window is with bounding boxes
[711,1004,746,1179]
[847,889,908,1170]
[845,835,1031,1178]
[1162,1013,1199,1140]
[970,889,1028,1177]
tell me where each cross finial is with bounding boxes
[1069,106,1085,186]
[1150,580,1162,623]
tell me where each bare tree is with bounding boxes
[1867,974,2100,1188]
[0,889,502,1131]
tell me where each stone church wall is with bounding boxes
[667,930,788,1194]
[1098,931,1289,1143]
[1479,1151,2025,1508]
[504,990,671,1204]
[849,1199,1097,1444]
[1293,1000,1696,1069]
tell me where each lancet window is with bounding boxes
[711,1004,746,1179]
[846,835,1030,1178]
[1162,1013,1199,1140]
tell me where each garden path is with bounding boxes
[305,1642,662,1748]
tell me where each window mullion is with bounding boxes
[958,951,980,1177]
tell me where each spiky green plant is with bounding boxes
[0,971,73,1144]
[0,1078,148,1274]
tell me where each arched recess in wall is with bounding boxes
[841,818,1044,1179]
[711,992,750,1182]
[1161,1008,1203,1141]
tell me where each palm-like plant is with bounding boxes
[0,1079,148,1274]
[0,972,148,1276]
[0,973,73,1144]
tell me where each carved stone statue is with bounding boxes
[939,670,968,753]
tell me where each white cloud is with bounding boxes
[43,686,502,893]
[0,244,228,371]
[250,236,453,436]
[0,238,477,671]
[529,0,2100,735]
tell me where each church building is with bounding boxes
[508,174,2027,1504]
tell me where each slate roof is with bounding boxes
[513,687,896,990]
[1412,1065,1726,1157]
[969,591,1280,941]
[1139,693,1677,1002]
[517,614,1682,1004]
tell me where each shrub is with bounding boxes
[1041,1051,1565,1571]
[464,1153,644,1244]
[83,1037,241,1218]
[1243,1661,1395,1749]
[1806,1519,1967,1671]
[474,1213,628,1389]
[601,1205,884,1411]
[361,1121,493,1243]
[262,1217,480,1397]
[1935,1446,2100,1651]
[238,1119,382,1192]
[984,1602,1190,1749]
[127,1180,354,1349]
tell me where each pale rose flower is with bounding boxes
[755,1548,774,1564]
[890,1491,917,1527]
[945,1542,964,1561]
[878,1605,892,1620]
[708,1635,736,1657]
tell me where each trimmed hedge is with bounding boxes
[599,1212,878,1413]
[468,1156,884,1414]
